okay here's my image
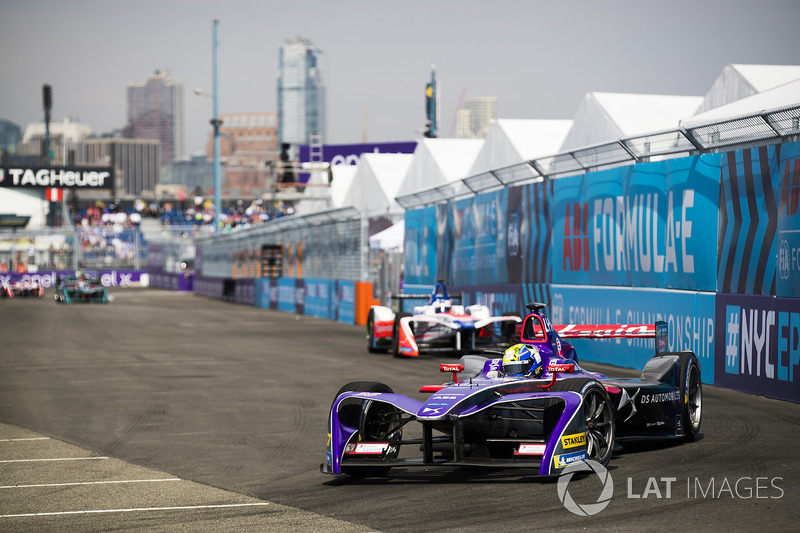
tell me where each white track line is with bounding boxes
[0,457,108,463]
[0,502,270,518]
[0,478,181,489]
[0,438,51,442]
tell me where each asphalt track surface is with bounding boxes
[1,288,798,532]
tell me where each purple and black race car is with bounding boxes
[322,302,702,478]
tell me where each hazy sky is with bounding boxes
[2,0,798,156]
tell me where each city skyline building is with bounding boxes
[456,96,497,139]
[277,37,327,148]
[15,117,93,165]
[81,137,160,198]
[205,112,279,158]
[127,69,184,164]
[0,119,22,158]
[204,111,280,199]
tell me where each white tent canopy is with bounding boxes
[0,189,47,229]
[697,64,800,114]
[396,138,483,197]
[341,153,413,218]
[328,164,358,209]
[683,78,800,127]
[468,118,573,175]
[559,92,703,152]
[369,219,404,251]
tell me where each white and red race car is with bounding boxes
[366,282,522,357]
[2,279,45,299]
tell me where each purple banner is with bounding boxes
[297,141,416,184]
[231,278,256,306]
[194,276,224,299]
[147,243,164,273]
[716,293,800,403]
[298,141,416,168]
[1,270,146,288]
[149,272,194,291]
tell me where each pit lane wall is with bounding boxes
[404,141,800,403]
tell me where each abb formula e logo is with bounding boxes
[563,202,589,272]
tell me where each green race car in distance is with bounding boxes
[54,274,109,304]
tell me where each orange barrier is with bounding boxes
[354,281,379,326]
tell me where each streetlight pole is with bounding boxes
[211,19,222,232]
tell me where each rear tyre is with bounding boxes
[548,378,615,466]
[653,351,702,442]
[679,352,702,442]
[366,309,382,353]
[333,381,401,478]
[391,312,411,358]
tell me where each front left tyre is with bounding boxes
[549,378,616,466]
[332,381,402,478]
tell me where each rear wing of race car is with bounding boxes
[391,292,462,314]
[391,281,463,313]
[520,308,668,355]
[556,322,668,354]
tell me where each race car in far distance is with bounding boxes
[366,282,521,357]
[54,274,109,304]
[324,302,702,479]
[1,279,45,299]
[12,279,46,298]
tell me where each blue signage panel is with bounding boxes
[404,206,436,286]
[521,181,553,284]
[549,285,715,383]
[553,155,721,291]
[255,279,268,308]
[776,141,800,297]
[452,196,476,286]
[718,144,783,295]
[305,278,333,319]
[452,282,524,318]
[716,293,800,403]
[337,280,356,325]
[435,202,454,284]
[277,278,296,312]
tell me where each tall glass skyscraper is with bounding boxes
[277,37,326,147]
[127,69,184,164]
[457,97,497,139]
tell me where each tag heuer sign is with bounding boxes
[0,166,114,190]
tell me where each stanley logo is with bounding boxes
[561,432,586,449]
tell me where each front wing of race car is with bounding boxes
[323,381,602,477]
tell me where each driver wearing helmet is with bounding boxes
[502,343,544,378]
